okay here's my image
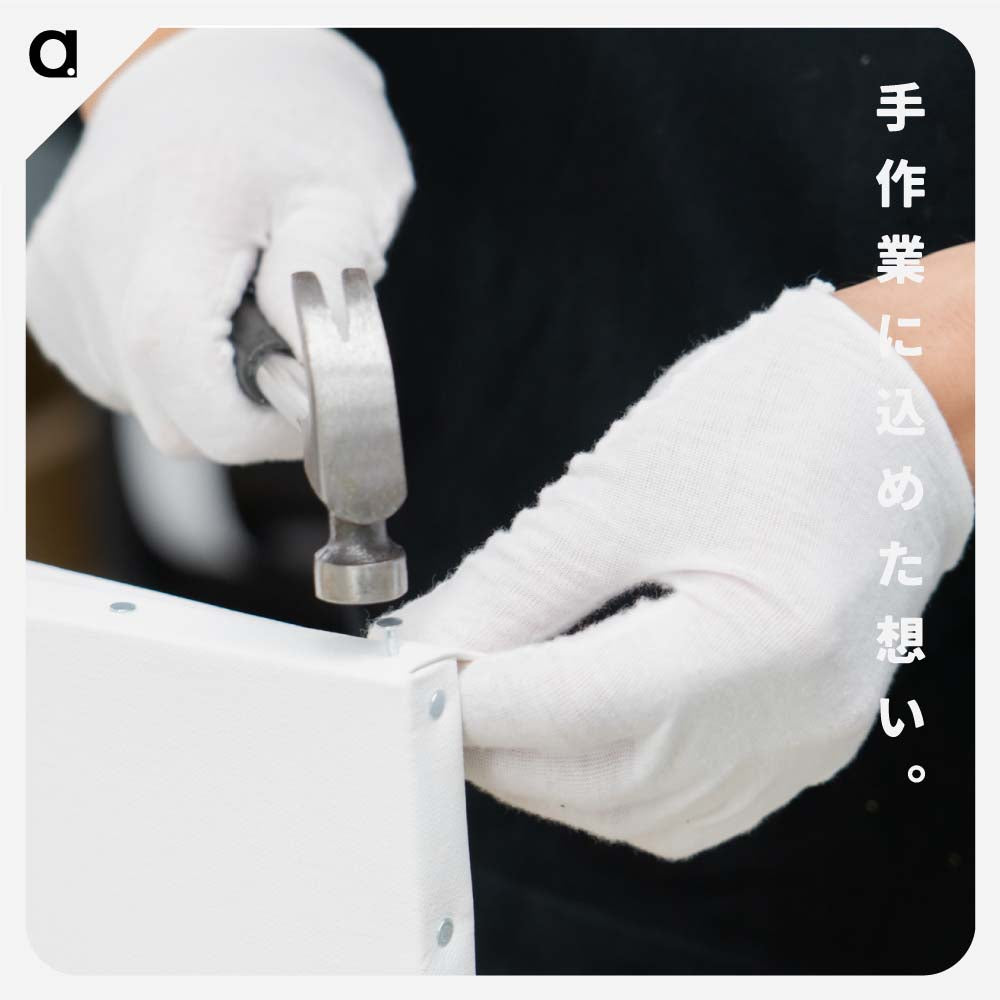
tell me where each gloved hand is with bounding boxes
[27,29,413,463]
[389,281,974,860]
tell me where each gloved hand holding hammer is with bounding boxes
[27,28,413,463]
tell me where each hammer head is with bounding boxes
[294,270,408,606]
[314,519,407,606]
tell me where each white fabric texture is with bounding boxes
[389,281,974,860]
[27,29,413,463]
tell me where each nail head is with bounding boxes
[429,689,446,719]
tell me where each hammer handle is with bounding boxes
[230,290,310,429]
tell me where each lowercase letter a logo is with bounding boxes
[29,30,77,78]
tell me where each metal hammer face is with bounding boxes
[294,270,408,606]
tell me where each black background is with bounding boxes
[29,29,974,973]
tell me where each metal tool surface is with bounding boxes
[230,271,408,605]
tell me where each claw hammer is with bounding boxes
[229,270,408,605]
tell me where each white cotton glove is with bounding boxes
[27,29,413,463]
[389,281,974,860]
